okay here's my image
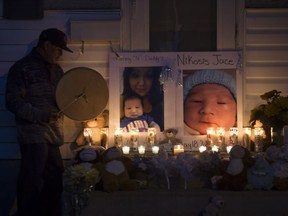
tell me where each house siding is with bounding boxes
[0,10,120,159]
[243,8,288,125]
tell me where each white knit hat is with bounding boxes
[183,69,236,101]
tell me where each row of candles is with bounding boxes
[122,145,161,154]
[82,127,160,154]
[115,126,266,155]
[115,128,186,155]
[204,126,265,153]
[83,126,265,155]
[83,127,109,146]
[115,128,159,155]
[122,143,185,155]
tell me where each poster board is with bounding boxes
[108,52,176,146]
[108,51,242,150]
[175,51,242,151]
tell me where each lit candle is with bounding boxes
[101,128,108,136]
[83,128,93,145]
[226,145,233,153]
[173,144,184,155]
[211,145,219,152]
[83,128,92,137]
[130,128,139,151]
[138,145,145,154]
[100,128,109,148]
[207,127,215,146]
[229,127,238,145]
[254,127,264,153]
[243,127,251,150]
[122,146,130,154]
[114,128,123,147]
[199,145,207,153]
[148,128,156,145]
[244,127,251,136]
[216,127,226,149]
[152,146,159,154]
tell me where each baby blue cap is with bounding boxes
[183,69,236,101]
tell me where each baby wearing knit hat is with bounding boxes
[183,69,237,135]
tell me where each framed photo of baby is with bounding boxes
[108,51,242,150]
[108,52,176,146]
[175,51,243,151]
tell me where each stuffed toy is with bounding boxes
[159,128,182,153]
[266,144,288,190]
[73,109,109,149]
[215,145,254,191]
[198,195,225,216]
[73,146,104,169]
[247,154,274,190]
[98,146,138,192]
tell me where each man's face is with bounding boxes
[184,83,237,135]
[124,98,143,118]
[43,41,63,64]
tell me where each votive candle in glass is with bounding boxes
[138,145,145,154]
[148,128,156,145]
[130,128,139,151]
[226,145,233,153]
[243,127,252,150]
[173,144,184,155]
[152,146,160,154]
[100,128,109,148]
[211,145,219,152]
[83,127,92,137]
[122,146,130,154]
[216,127,226,149]
[207,127,215,146]
[83,128,93,145]
[199,145,207,153]
[114,128,123,147]
[229,127,239,145]
[254,127,264,153]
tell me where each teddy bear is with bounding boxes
[246,154,274,190]
[72,109,109,150]
[74,147,98,166]
[158,128,182,153]
[98,146,139,192]
[215,145,254,191]
[73,146,105,169]
[265,144,288,190]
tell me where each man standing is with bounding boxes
[5,28,73,216]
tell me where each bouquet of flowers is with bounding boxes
[63,164,100,216]
[250,89,288,131]
[64,164,99,191]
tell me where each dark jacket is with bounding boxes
[5,47,64,145]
